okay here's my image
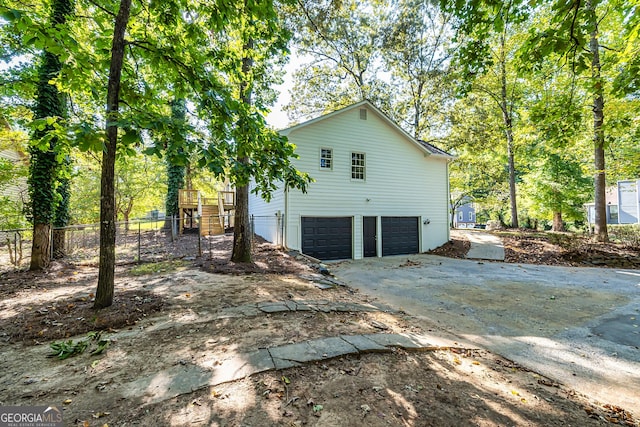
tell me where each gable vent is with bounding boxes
[359,108,367,120]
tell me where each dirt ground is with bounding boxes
[0,233,637,426]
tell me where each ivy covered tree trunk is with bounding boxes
[231,39,254,263]
[52,161,71,259]
[95,0,132,309]
[164,99,186,230]
[28,0,73,271]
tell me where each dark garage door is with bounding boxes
[382,217,419,256]
[301,217,352,260]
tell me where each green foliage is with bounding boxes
[284,0,393,122]
[165,161,184,217]
[129,259,188,276]
[380,0,456,139]
[609,225,640,248]
[49,331,109,360]
[520,153,592,222]
[164,98,186,218]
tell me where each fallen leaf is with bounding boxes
[92,412,110,418]
[63,399,72,405]
[472,361,480,365]
[511,390,520,396]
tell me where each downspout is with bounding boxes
[446,160,451,241]
[283,186,289,250]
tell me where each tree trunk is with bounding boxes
[28,0,73,270]
[552,211,564,232]
[185,162,192,190]
[95,0,132,309]
[589,11,608,242]
[52,228,65,259]
[52,165,71,259]
[232,182,251,262]
[164,98,186,229]
[500,31,518,229]
[231,37,254,263]
[30,223,51,269]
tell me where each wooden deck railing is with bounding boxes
[178,189,199,207]
[219,191,235,208]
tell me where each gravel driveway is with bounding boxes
[331,254,640,414]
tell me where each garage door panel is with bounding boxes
[301,217,352,260]
[382,217,419,256]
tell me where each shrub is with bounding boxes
[609,225,640,248]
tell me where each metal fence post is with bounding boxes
[137,222,141,264]
[197,218,202,258]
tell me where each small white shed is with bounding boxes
[249,101,453,260]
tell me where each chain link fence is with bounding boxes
[0,217,200,272]
[0,214,285,273]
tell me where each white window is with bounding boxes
[351,152,365,180]
[458,211,463,221]
[468,211,474,221]
[320,148,333,169]
[609,205,619,223]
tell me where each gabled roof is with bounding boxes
[280,100,454,160]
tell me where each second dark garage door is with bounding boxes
[301,217,352,260]
[382,216,419,256]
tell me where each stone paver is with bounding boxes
[340,334,387,352]
[119,333,451,407]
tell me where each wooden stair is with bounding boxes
[200,204,224,236]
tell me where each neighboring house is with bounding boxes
[0,148,28,203]
[249,100,453,261]
[585,182,640,225]
[453,200,476,229]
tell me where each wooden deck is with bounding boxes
[178,188,235,236]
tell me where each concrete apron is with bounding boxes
[330,254,640,414]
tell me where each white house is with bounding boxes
[0,147,27,204]
[249,101,453,260]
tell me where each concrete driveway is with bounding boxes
[331,254,640,413]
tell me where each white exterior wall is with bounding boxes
[283,106,450,258]
[0,149,27,202]
[248,182,285,244]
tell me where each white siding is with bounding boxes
[248,181,285,244]
[0,149,27,203]
[284,105,450,258]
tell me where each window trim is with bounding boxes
[350,151,366,181]
[320,147,333,170]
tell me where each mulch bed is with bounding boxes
[2,289,164,343]
[428,237,471,258]
[202,236,313,275]
[0,235,313,345]
[501,232,640,268]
